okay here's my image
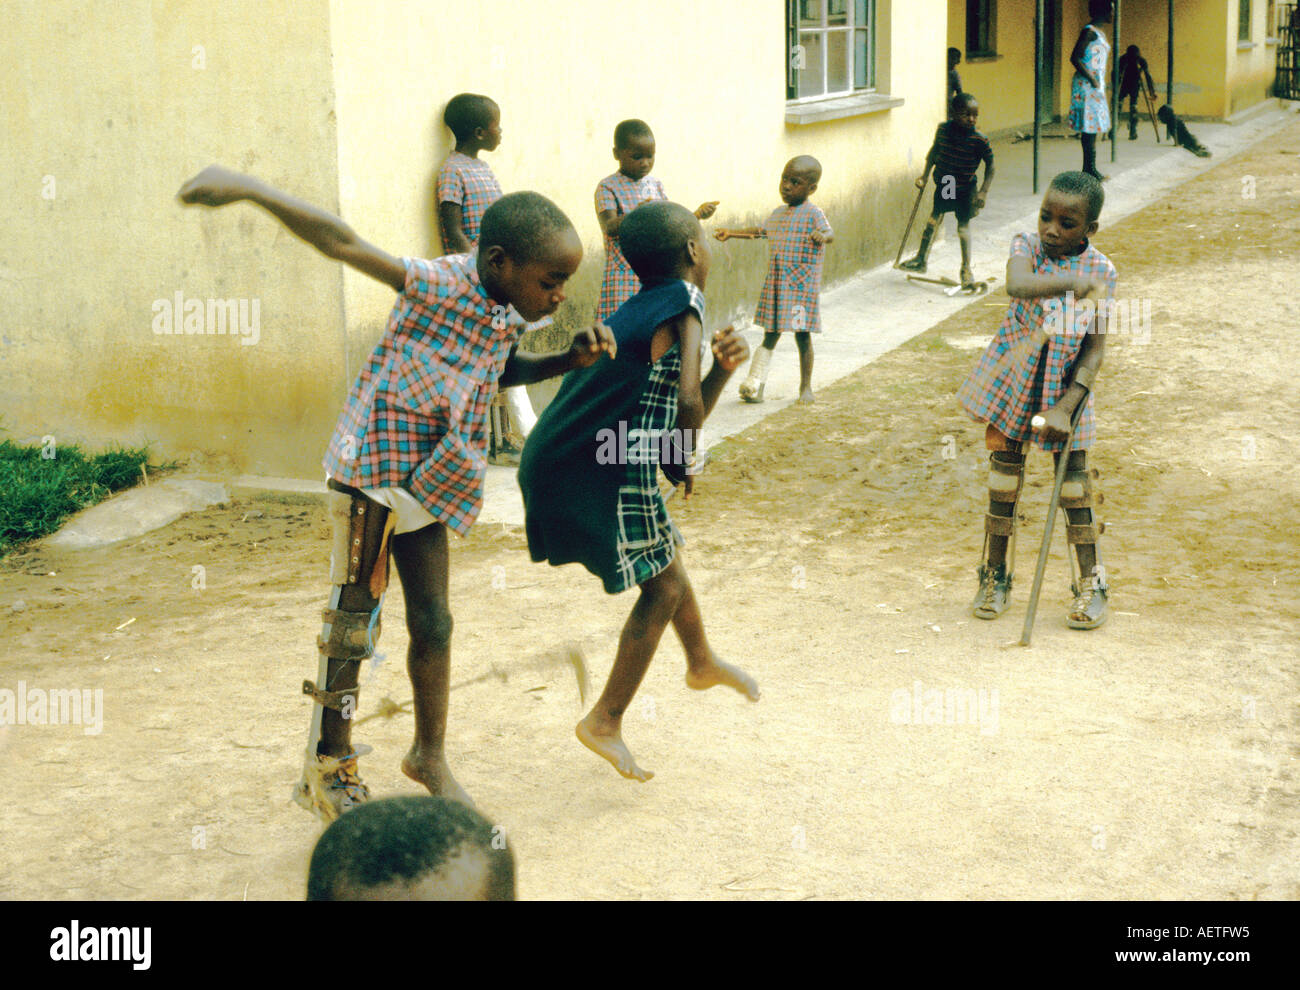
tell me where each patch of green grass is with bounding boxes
[0,439,156,555]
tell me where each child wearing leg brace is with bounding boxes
[178,167,614,821]
[899,93,995,290]
[956,171,1116,630]
[715,156,832,404]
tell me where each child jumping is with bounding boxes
[178,165,614,821]
[715,155,832,404]
[956,170,1116,631]
[436,92,537,461]
[595,119,718,321]
[518,200,760,782]
[899,92,995,290]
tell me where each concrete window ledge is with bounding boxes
[785,92,905,124]
[1237,41,1257,50]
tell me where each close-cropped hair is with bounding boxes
[1048,170,1105,223]
[479,191,575,263]
[618,200,700,283]
[444,93,498,142]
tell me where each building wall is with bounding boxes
[1225,0,1280,115]
[0,0,345,477]
[1115,0,1231,119]
[949,0,1042,134]
[2,1,950,478]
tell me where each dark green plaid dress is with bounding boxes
[518,280,705,594]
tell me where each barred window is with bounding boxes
[966,0,997,58]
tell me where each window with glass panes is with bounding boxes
[1239,0,1252,41]
[787,0,876,100]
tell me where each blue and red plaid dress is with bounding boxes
[754,201,833,334]
[437,152,504,249]
[595,172,668,320]
[322,254,527,535]
[957,232,1118,452]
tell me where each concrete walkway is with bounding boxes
[233,102,1299,528]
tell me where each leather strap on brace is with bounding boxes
[302,680,361,712]
[985,513,1016,536]
[317,606,381,661]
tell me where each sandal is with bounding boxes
[1066,568,1109,630]
[972,562,1013,619]
[293,744,372,824]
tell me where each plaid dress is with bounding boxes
[754,201,833,334]
[519,280,705,594]
[595,172,668,321]
[957,232,1117,452]
[322,254,527,535]
[1069,26,1111,134]
[437,152,503,249]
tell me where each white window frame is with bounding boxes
[787,0,877,104]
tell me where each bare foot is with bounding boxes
[401,746,477,809]
[686,653,761,701]
[576,715,654,781]
[798,387,815,404]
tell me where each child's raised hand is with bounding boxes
[177,165,253,208]
[714,229,732,242]
[710,325,750,373]
[695,201,720,221]
[568,320,617,368]
[1031,405,1073,443]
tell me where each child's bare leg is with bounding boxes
[576,559,689,781]
[958,222,974,286]
[673,572,760,700]
[390,522,474,807]
[794,331,814,403]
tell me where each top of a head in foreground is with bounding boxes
[479,191,577,265]
[444,93,500,142]
[1046,170,1104,224]
[618,200,703,284]
[307,795,515,901]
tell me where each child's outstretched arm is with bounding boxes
[498,322,617,387]
[1006,255,1106,300]
[178,165,406,291]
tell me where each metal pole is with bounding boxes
[1167,0,1174,107]
[1111,0,1120,162]
[1034,0,1044,192]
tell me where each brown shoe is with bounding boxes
[972,562,1013,619]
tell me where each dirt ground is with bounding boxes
[4,124,1299,901]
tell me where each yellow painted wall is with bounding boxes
[949,0,1042,134]
[1225,0,1278,115]
[1116,0,1230,119]
[3,0,949,478]
[0,0,345,477]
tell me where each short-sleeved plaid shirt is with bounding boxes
[595,172,668,320]
[437,152,503,249]
[754,201,833,334]
[322,254,527,534]
[957,232,1118,452]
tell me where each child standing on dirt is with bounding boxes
[436,92,537,461]
[595,119,719,321]
[956,170,1116,631]
[178,165,615,821]
[715,155,832,404]
[1069,0,1114,181]
[899,93,995,290]
[518,200,760,783]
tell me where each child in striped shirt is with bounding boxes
[594,119,718,321]
[715,156,833,404]
[178,166,615,821]
[956,171,1115,631]
[900,92,995,290]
